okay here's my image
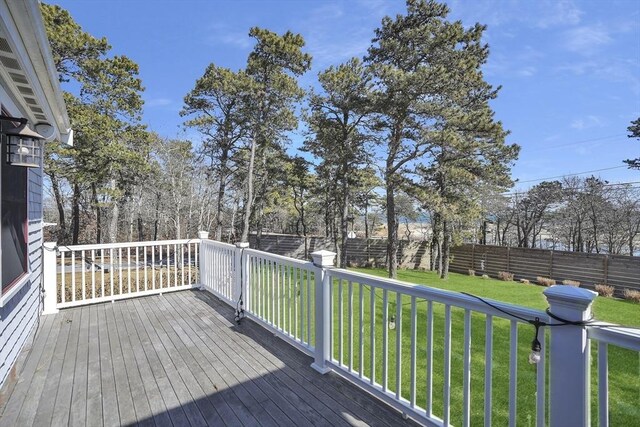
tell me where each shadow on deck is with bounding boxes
[0,290,419,426]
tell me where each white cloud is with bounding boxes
[556,58,640,95]
[517,66,537,77]
[570,115,606,130]
[563,25,612,55]
[206,23,252,49]
[300,2,383,67]
[535,0,583,28]
[146,98,172,108]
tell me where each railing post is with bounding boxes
[197,231,208,289]
[544,285,597,427]
[42,242,58,315]
[235,242,250,318]
[310,250,336,374]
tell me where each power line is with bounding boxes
[523,134,625,153]
[500,181,640,196]
[514,165,628,184]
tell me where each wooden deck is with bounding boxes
[0,290,418,426]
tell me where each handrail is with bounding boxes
[245,247,314,268]
[328,268,549,323]
[587,324,640,351]
[56,238,200,252]
[201,239,236,250]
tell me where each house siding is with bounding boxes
[0,167,43,387]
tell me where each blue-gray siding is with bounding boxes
[0,167,43,388]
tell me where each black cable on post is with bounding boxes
[234,246,245,325]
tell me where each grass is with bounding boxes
[57,266,199,303]
[248,265,639,426]
[348,268,640,426]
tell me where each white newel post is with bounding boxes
[544,285,598,427]
[197,231,209,289]
[310,250,336,374]
[235,242,250,315]
[42,242,58,315]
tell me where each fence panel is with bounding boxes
[324,268,549,427]
[54,239,200,309]
[452,244,640,290]
[200,239,236,304]
[244,248,318,354]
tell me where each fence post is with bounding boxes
[42,242,58,315]
[543,285,597,427]
[234,242,250,318]
[310,249,336,374]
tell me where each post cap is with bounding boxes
[43,242,57,249]
[311,250,336,267]
[197,231,209,239]
[544,285,598,321]
[235,242,250,248]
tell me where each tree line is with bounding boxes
[41,0,637,281]
[484,177,640,256]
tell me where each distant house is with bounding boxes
[0,0,71,388]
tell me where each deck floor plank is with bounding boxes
[16,308,71,426]
[148,294,258,427]
[187,291,412,427]
[85,304,104,426]
[104,303,141,426]
[48,305,83,426]
[154,292,290,427]
[0,312,54,420]
[110,300,157,427]
[123,299,191,427]
[97,303,121,427]
[68,306,91,427]
[130,298,208,427]
[137,295,226,426]
[0,290,421,427]
[169,291,343,427]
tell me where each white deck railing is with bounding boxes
[587,325,640,427]
[42,236,640,426]
[43,239,200,311]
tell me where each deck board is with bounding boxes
[0,290,420,427]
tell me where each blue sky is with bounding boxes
[52,0,640,191]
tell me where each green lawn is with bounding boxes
[347,268,640,426]
[248,265,640,426]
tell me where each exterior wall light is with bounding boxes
[1,115,44,168]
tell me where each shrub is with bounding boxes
[562,279,581,287]
[536,276,556,287]
[498,271,514,281]
[481,274,490,280]
[595,284,615,298]
[623,288,640,303]
[468,269,475,276]
[519,278,530,284]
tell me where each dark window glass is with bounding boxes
[1,132,28,291]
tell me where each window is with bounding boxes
[1,125,28,292]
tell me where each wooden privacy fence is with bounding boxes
[450,244,640,291]
[248,234,431,270]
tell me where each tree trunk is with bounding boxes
[108,179,119,243]
[340,172,349,268]
[137,216,144,241]
[241,138,257,242]
[364,200,371,263]
[71,182,81,245]
[214,170,227,241]
[91,183,102,244]
[50,172,67,243]
[440,220,450,279]
[386,180,398,279]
